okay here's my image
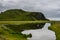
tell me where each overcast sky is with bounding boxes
[0,0,60,20]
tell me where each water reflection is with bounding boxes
[21,23,56,40]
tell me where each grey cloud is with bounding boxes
[0,0,60,20]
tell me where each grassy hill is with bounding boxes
[0,9,48,21]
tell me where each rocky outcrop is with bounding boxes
[30,12,48,20]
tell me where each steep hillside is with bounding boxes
[0,9,48,21]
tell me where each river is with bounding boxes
[21,23,56,40]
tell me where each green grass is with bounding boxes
[0,9,48,21]
[0,21,49,40]
[0,24,29,40]
[0,21,49,25]
[0,9,49,40]
[49,21,60,40]
[0,21,60,40]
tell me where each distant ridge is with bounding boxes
[0,9,48,21]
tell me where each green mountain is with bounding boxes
[0,9,48,40]
[0,9,48,21]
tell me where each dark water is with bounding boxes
[22,23,56,40]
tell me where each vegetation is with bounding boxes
[0,25,27,40]
[49,21,60,40]
[0,21,60,40]
[0,22,46,40]
[0,9,48,21]
[0,9,60,40]
[0,21,49,25]
[5,23,45,32]
[0,9,49,40]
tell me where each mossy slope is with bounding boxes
[0,9,48,21]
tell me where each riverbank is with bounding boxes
[0,24,28,40]
[0,21,47,40]
[22,23,56,40]
[0,21,60,40]
[49,21,60,40]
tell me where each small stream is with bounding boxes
[21,23,56,40]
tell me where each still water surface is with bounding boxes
[22,23,56,40]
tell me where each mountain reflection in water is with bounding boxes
[22,23,56,40]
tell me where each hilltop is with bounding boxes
[0,9,48,21]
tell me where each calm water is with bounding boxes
[21,23,56,40]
